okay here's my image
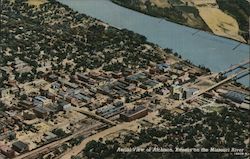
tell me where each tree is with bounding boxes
[52,128,67,138]
[20,94,27,100]
[183,138,196,148]
[84,140,110,159]
[31,67,37,75]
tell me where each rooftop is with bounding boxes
[33,106,50,114]
[122,105,147,117]
[12,141,28,150]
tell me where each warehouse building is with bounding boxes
[223,91,246,104]
[33,96,52,107]
[120,105,148,122]
[184,88,199,99]
[12,141,29,153]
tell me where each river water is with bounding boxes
[58,0,249,85]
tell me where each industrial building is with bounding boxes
[184,88,199,99]
[96,103,125,118]
[223,91,246,104]
[120,105,148,122]
[12,141,29,153]
[125,72,148,84]
[58,100,72,111]
[33,96,52,107]
[33,106,51,119]
[140,79,163,91]
[170,85,184,100]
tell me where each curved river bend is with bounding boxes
[58,0,249,85]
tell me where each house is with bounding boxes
[169,68,184,76]
[0,66,12,75]
[156,75,169,83]
[88,71,101,79]
[244,95,250,104]
[0,88,10,98]
[14,58,32,74]
[112,72,123,79]
[58,78,78,89]
[149,68,156,74]
[0,124,6,133]
[97,80,108,87]
[125,84,137,93]
[98,85,114,97]
[12,141,29,153]
[120,105,148,122]
[47,93,56,102]
[47,74,58,82]
[51,82,61,90]
[159,88,170,95]
[77,74,90,82]
[58,91,68,99]
[156,63,169,72]
[114,101,124,107]
[73,93,91,103]
[122,68,133,76]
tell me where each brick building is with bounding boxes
[120,105,148,122]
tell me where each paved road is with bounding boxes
[60,121,140,159]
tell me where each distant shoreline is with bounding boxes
[110,0,249,45]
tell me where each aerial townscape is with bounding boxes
[0,0,249,159]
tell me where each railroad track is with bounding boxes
[14,123,104,159]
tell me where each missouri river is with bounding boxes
[58,0,249,85]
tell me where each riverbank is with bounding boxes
[58,0,249,86]
[111,0,248,44]
[111,0,211,31]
